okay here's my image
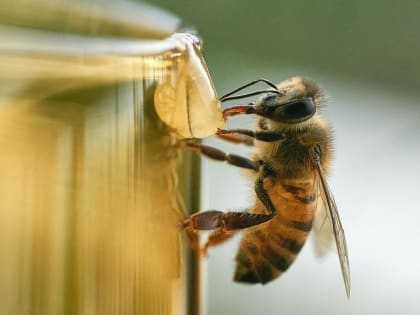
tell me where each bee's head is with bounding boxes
[254,77,324,125]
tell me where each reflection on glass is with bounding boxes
[0,1,220,314]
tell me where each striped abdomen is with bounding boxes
[234,177,317,284]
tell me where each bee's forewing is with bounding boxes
[314,162,351,298]
[312,190,334,257]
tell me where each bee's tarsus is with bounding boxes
[222,105,257,119]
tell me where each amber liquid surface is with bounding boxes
[0,55,201,315]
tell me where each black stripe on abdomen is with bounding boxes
[272,234,305,254]
[288,219,313,232]
[262,246,291,272]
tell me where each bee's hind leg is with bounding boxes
[180,142,279,254]
[202,228,236,256]
[181,210,225,254]
[180,141,260,253]
[181,211,237,256]
[181,162,278,251]
[181,206,276,257]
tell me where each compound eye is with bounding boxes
[277,97,315,122]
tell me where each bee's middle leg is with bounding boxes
[183,141,259,171]
[217,128,285,142]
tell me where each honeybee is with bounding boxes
[182,76,350,297]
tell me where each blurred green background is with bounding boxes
[149,0,420,92]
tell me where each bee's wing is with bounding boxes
[314,160,351,298]
[312,193,334,257]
